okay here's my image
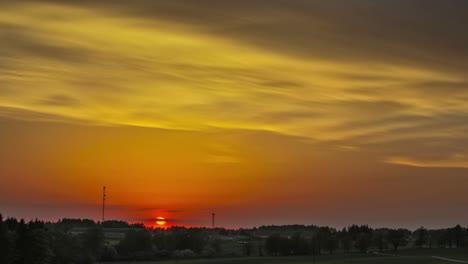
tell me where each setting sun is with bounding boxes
[156,217,166,226]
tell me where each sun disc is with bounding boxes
[155,216,166,226]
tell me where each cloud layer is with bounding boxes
[1,0,468,227]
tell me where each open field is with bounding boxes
[100,248,468,264]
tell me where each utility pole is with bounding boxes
[102,186,106,221]
[212,212,215,228]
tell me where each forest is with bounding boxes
[1,214,467,264]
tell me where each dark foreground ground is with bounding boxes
[101,248,468,264]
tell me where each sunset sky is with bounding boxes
[1,0,468,229]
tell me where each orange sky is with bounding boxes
[1,0,468,229]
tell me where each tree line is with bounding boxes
[1,214,467,264]
[263,224,467,256]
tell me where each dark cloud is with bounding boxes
[336,100,408,116]
[330,113,430,133]
[135,208,159,212]
[328,72,403,83]
[156,62,301,93]
[38,94,80,107]
[253,110,320,124]
[333,113,468,165]
[361,113,468,142]
[0,201,124,211]
[0,106,95,125]
[38,0,468,74]
[261,80,303,89]
[0,22,91,63]
[410,81,468,96]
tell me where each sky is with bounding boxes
[1,0,468,229]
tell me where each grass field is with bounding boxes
[100,248,468,264]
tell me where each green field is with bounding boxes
[101,248,468,264]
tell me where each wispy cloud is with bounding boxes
[2,0,468,227]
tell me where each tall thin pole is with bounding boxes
[212,213,215,228]
[102,186,106,221]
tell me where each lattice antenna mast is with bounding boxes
[102,186,106,221]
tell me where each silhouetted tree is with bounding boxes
[209,238,222,254]
[372,229,388,252]
[242,241,253,256]
[348,225,372,241]
[341,235,352,253]
[388,229,409,251]
[315,227,333,255]
[278,236,292,256]
[101,244,118,261]
[51,231,81,264]
[3,213,468,262]
[310,234,319,256]
[355,233,371,253]
[27,228,53,264]
[55,219,96,232]
[427,230,436,248]
[448,228,454,248]
[257,240,264,256]
[434,229,449,248]
[153,230,175,251]
[14,219,29,264]
[0,214,14,264]
[414,227,428,248]
[265,234,282,256]
[453,225,465,248]
[464,236,468,255]
[325,234,338,254]
[117,229,153,258]
[171,228,206,253]
[11,219,54,264]
[81,225,105,262]
[290,232,309,255]
[102,220,130,228]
